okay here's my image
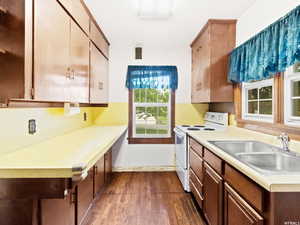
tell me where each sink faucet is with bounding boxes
[277,133,290,152]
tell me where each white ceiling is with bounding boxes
[84,0,257,48]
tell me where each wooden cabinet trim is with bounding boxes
[203,148,223,175]
[190,149,204,182]
[224,183,264,225]
[190,168,204,196]
[190,180,204,209]
[189,138,204,157]
[224,163,264,212]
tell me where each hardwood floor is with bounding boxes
[87,172,207,225]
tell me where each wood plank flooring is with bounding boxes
[87,172,207,225]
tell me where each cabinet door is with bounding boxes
[203,162,223,225]
[224,183,264,225]
[104,149,112,184]
[77,169,94,225]
[34,0,70,102]
[70,21,89,103]
[71,0,90,34]
[90,21,109,58]
[94,156,105,197]
[90,44,109,104]
[41,191,75,225]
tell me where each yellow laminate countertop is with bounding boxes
[188,126,300,192]
[0,125,127,179]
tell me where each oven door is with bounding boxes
[174,128,187,170]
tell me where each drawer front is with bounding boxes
[91,21,109,58]
[224,164,264,212]
[189,138,204,157]
[203,148,223,175]
[190,168,203,196]
[190,149,204,182]
[71,0,90,34]
[190,180,203,209]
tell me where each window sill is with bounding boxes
[128,137,174,144]
[237,118,300,141]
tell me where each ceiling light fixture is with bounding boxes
[137,0,174,20]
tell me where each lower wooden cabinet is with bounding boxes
[203,162,223,225]
[94,156,105,197]
[104,149,113,184]
[41,191,75,225]
[224,183,264,225]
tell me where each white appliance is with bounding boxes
[174,112,228,192]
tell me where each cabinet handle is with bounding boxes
[66,67,71,79]
[98,82,103,90]
[71,69,75,80]
[0,6,7,14]
[71,191,76,204]
[0,49,6,54]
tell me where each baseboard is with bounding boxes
[113,166,176,172]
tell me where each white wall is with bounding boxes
[236,0,300,45]
[109,42,192,103]
[106,43,193,171]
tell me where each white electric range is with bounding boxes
[174,112,229,192]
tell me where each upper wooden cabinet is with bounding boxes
[90,43,109,104]
[191,19,236,103]
[0,0,110,106]
[90,21,109,58]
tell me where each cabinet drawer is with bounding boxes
[189,138,203,157]
[190,168,203,197]
[224,183,264,225]
[90,21,109,58]
[204,148,223,175]
[190,149,204,182]
[190,180,203,209]
[224,164,264,212]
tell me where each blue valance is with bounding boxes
[126,66,178,90]
[228,5,300,83]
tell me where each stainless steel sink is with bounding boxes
[208,141,300,175]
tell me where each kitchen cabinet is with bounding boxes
[105,149,113,183]
[69,20,90,103]
[90,21,109,58]
[203,162,223,225]
[77,169,94,225]
[0,0,110,106]
[41,191,75,225]
[34,0,71,102]
[94,156,105,197]
[191,19,236,103]
[224,183,264,225]
[90,43,109,104]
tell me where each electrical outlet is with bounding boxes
[28,119,36,135]
[83,112,87,122]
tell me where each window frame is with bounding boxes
[242,79,274,123]
[128,89,175,144]
[284,65,300,126]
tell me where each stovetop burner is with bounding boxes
[194,125,205,128]
[187,127,201,131]
[181,125,191,127]
[204,128,215,131]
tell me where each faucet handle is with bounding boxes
[278,133,290,140]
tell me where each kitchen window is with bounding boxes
[242,79,274,122]
[285,63,300,126]
[129,88,175,144]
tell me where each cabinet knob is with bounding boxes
[71,69,75,80]
[66,68,71,79]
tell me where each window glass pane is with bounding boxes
[140,89,146,102]
[248,101,258,114]
[248,89,258,100]
[157,107,168,125]
[292,81,300,97]
[146,129,157,134]
[293,62,300,73]
[292,99,300,117]
[158,129,168,134]
[158,89,170,103]
[134,89,140,103]
[259,101,272,115]
[146,89,158,103]
[259,86,272,99]
[136,107,146,134]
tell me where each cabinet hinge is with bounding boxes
[71,191,77,204]
[31,88,35,98]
